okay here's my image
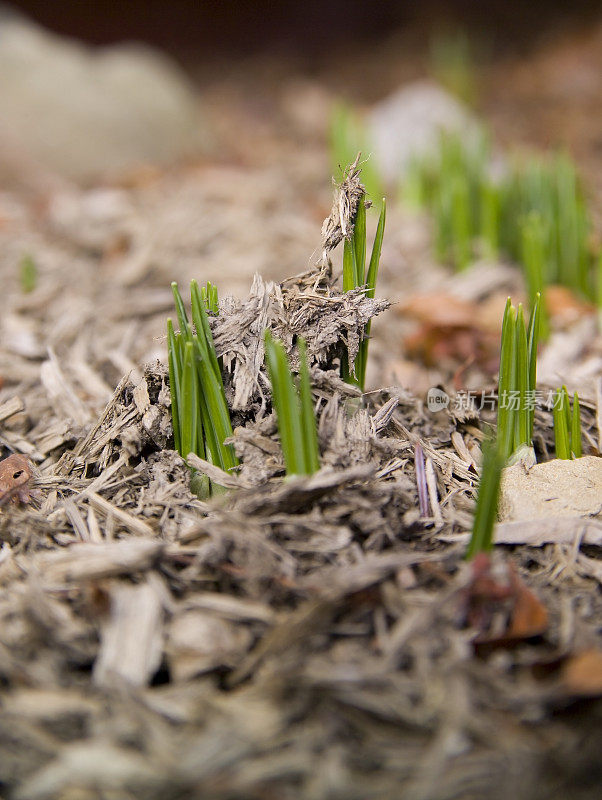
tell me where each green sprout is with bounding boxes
[519,211,550,340]
[501,153,593,299]
[264,331,320,477]
[19,254,38,293]
[167,280,238,496]
[595,252,602,331]
[401,129,595,305]
[341,196,386,390]
[404,130,492,269]
[553,385,582,460]
[479,179,500,261]
[466,436,505,560]
[496,294,541,462]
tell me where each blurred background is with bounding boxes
[8,0,602,59]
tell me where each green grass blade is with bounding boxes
[466,438,505,559]
[195,345,238,471]
[451,175,472,269]
[19,254,38,293]
[571,391,582,458]
[167,319,182,454]
[497,299,517,460]
[342,236,357,293]
[171,282,191,338]
[189,279,237,471]
[480,180,499,260]
[201,281,219,314]
[356,199,387,391]
[365,199,386,298]
[515,304,530,447]
[297,338,320,474]
[180,341,200,461]
[562,385,571,436]
[553,388,571,459]
[190,279,221,383]
[520,212,549,340]
[526,293,540,440]
[264,331,306,476]
[597,251,602,331]
[353,197,366,286]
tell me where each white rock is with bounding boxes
[368,80,480,182]
[0,14,208,182]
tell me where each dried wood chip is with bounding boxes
[234,463,375,515]
[85,491,155,537]
[184,592,276,624]
[32,539,164,582]
[187,453,252,489]
[94,580,164,687]
[167,609,253,681]
[0,396,24,423]
[15,742,165,800]
[40,349,91,428]
[440,517,602,548]
[320,154,364,256]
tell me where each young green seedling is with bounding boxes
[402,127,595,300]
[19,254,38,294]
[553,385,582,459]
[168,280,238,496]
[479,179,500,261]
[264,331,320,476]
[496,294,540,462]
[520,211,549,340]
[595,252,602,332]
[466,437,505,560]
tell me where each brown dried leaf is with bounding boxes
[560,649,602,696]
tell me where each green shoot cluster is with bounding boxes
[341,196,386,390]
[167,281,238,496]
[496,294,540,462]
[401,130,494,269]
[264,332,320,476]
[552,386,582,460]
[401,132,595,314]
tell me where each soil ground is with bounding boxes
[0,22,601,800]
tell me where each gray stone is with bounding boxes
[0,14,208,182]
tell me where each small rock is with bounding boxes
[499,455,602,522]
[368,80,480,182]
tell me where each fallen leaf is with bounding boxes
[545,285,594,328]
[560,649,602,696]
[460,553,548,653]
[506,580,548,639]
[400,292,500,371]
